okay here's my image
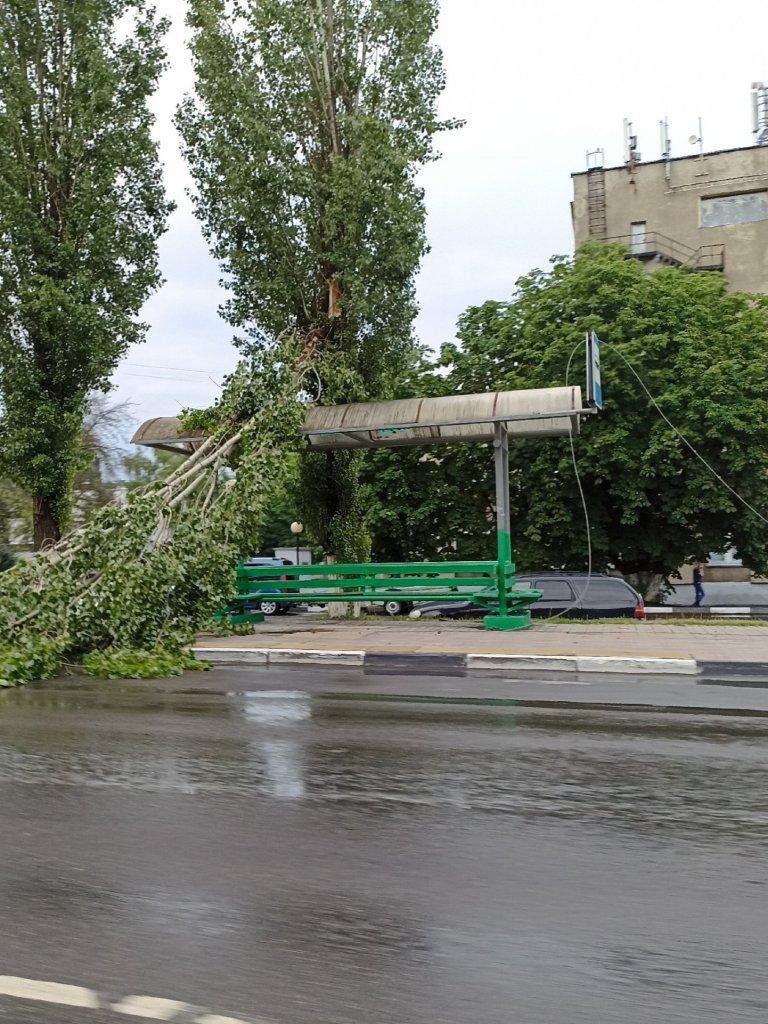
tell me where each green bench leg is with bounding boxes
[483,611,531,631]
[229,611,265,625]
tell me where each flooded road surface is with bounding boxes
[1,672,767,1023]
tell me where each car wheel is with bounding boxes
[258,599,279,616]
[384,600,410,616]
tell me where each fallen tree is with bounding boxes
[0,346,305,686]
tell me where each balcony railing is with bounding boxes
[602,232,725,272]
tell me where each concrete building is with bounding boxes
[571,99,768,601]
[572,138,768,294]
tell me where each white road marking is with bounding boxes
[196,1015,273,1024]
[0,976,99,1008]
[112,995,190,1019]
[0,974,274,1024]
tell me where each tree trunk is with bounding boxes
[623,571,666,603]
[32,494,62,550]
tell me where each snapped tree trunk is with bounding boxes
[32,494,62,550]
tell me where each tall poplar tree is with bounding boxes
[177,0,456,559]
[0,0,173,547]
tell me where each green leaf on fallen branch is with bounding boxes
[83,648,211,680]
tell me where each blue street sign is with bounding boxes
[587,331,603,409]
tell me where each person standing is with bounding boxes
[693,563,705,608]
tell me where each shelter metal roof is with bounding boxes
[130,416,207,455]
[302,386,584,450]
[132,385,589,458]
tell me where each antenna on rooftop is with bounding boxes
[624,119,640,163]
[624,119,640,181]
[659,117,671,180]
[752,82,768,145]
[688,117,704,156]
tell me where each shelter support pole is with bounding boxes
[484,423,531,630]
[494,424,511,617]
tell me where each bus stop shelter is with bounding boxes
[301,384,591,628]
[131,334,603,629]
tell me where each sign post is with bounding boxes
[586,331,603,409]
[483,423,533,631]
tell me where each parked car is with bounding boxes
[241,556,296,616]
[410,573,645,621]
[367,587,481,617]
[365,598,415,616]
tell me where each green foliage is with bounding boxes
[0,345,306,685]
[365,247,768,578]
[0,0,174,547]
[303,448,371,562]
[252,451,303,553]
[0,637,62,688]
[83,648,211,680]
[361,351,495,560]
[176,0,456,558]
[364,443,496,560]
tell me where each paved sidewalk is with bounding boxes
[196,616,768,663]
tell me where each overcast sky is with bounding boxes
[113,0,768,435]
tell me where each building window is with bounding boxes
[630,221,647,254]
[701,191,768,228]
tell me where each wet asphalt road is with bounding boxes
[1,669,768,1024]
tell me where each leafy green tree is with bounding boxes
[360,353,495,560]
[364,444,497,561]
[366,246,768,590]
[177,0,456,560]
[0,0,173,548]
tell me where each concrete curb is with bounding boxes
[646,606,768,618]
[195,647,700,676]
[465,654,698,675]
[195,647,365,667]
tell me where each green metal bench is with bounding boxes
[223,561,542,630]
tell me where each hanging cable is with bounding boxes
[540,332,768,624]
[601,340,768,528]
[534,343,594,622]
[126,362,221,374]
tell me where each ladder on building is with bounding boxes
[586,165,607,239]
[585,149,607,240]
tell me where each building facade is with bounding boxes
[572,132,768,593]
[571,144,768,293]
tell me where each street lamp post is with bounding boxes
[290,521,304,566]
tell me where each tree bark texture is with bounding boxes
[33,494,62,550]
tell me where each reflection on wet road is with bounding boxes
[1,673,767,1023]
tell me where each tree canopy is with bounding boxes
[0,0,173,547]
[364,246,768,585]
[177,0,456,559]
